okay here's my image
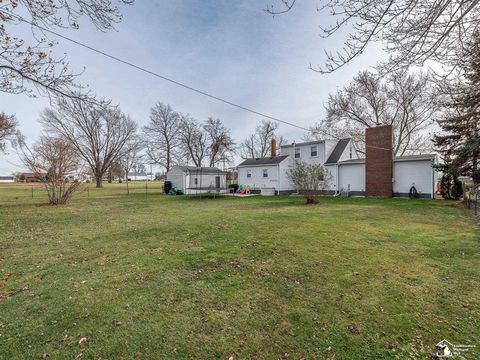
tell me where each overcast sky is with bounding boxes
[0,1,385,174]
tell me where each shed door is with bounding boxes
[215,176,221,192]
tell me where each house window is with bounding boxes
[194,177,198,185]
[263,169,268,178]
[310,145,318,157]
[247,170,252,178]
[295,147,300,158]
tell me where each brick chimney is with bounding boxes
[365,125,393,198]
[271,138,277,158]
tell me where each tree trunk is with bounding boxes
[95,176,103,188]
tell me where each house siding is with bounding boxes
[166,167,186,191]
[280,142,326,165]
[238,164,281,190]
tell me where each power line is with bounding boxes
[1,9,392,151]
[1,9,309,132]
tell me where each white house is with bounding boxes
[238,139,357,194]
[0,175,15,183]
[237,130,436,198]
[127,172,155,181]
[166,166,227,195]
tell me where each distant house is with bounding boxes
[166,166,227,194]
[127,172,154,181]
[17,172,46,183]
[0,175,15,183]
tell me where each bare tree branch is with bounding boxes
[309,69,437,155]
[266,0,480,73]
[0,0,133,98]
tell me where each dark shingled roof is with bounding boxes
[280,140,324,148]
[175,166,226,174]
[325,138,351,164]
[237,155,289,167]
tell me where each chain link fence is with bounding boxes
[0,181,166,204]
[465,187,480,217]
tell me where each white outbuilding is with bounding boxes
[0,175,14,183]
[166,166,227,195]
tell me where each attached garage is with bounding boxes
[338,160,366,196]
[329,154,436,198]
[393,155,435,198]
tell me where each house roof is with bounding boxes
[175,166,227,174]
[280,140,324,149]
[19,172,46,177]
[237,155,289,167]
[393,154,436,162]
[338,158,366,165]
[337,153,436,165]
[325,138,351,164]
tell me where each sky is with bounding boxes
[0,0,386,174]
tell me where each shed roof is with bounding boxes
[325,138,351,164]
[237,155,289,167]
[174,166,227,174]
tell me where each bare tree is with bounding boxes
[266,0,480,73]
[310,70,437,156]
[0,112,22,153]
[120,136,144,194]
[22,137,84,205]
[239,120,286,159]
[204,117,235,167]
[179,115,207,167]
[143,102,180,172]
[286,162,331,204]
[41,96,138,188]
[0,0,133,98]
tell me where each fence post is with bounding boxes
[475,191,478,216]
[31,185,34,199]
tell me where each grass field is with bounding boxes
[0,183,479,359]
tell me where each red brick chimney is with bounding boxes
[271,138,277,158]
[365,125,393,198]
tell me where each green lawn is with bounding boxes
[0,183,479,359]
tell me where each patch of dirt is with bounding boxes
[347,324,361,334]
